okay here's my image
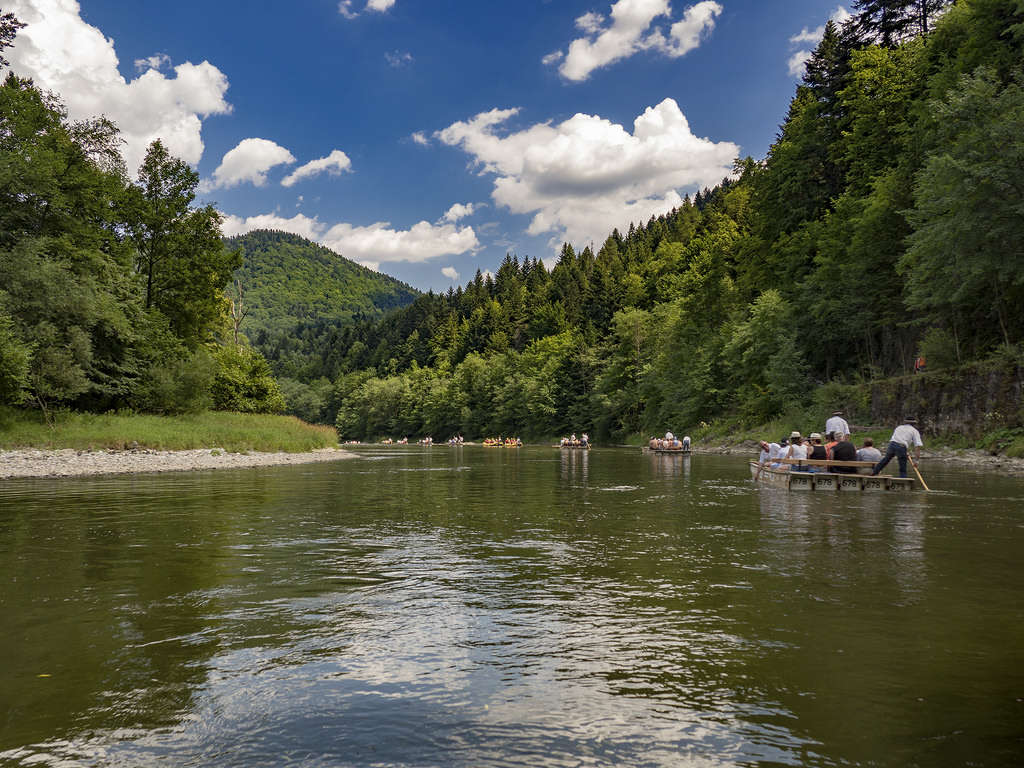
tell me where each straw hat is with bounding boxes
[790,431,801,439]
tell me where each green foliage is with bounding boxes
[132,347,217,415]
[0,306,31,405]
[918,327,960,370]
[211,346,286,414]
[808,380,873,430]
[0,70,268,419]
[7,1,1024,444]
[124,140,241,346]
[723,290,810,420]
[904,67,1024,348]
[277,376,335,424]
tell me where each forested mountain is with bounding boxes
[275,0,1024,440]
[226,230,418,338]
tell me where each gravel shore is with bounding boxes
[0,446,354,479]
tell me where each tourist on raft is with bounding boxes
[856,437,881,466]
[755,440,780,479]
[828,433,858,473]
[805,433,826,471]
[780,432,807,467]
[770,438,789,468]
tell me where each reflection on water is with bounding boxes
[1,449,1023,767]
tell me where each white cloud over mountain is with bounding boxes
[436,98,738,250]
[339,0,395,19]
[321,220,479,271]
[222,213,479,272]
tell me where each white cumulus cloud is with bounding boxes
[442,267,460,281]
[206,138,296,190]
[339,0,395,18]
[552,0,722,82]
[281,150,353,187]
[442,203,478,223]
[321,220,479,271]
[222,212,325,242]
[436,98,738,251]
[4,0,231,173]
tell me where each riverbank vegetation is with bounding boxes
[0,409,338,453]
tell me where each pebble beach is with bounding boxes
[0,446,354,479]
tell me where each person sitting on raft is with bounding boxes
[780,432,808,468]
[805,433,826,471]
[828,434,858,473]
[770,438,789,468]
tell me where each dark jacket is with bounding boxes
[830,440,857,472]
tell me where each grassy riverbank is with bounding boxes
[0,409,339,453]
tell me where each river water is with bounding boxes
[1,446,1022,767]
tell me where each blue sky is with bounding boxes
[6,0,850,292]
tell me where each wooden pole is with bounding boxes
[910,457,930,491]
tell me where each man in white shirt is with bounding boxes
[754,440,779,480]
[825,411,850,440]
[870,418,923,478]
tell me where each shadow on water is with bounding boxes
[1,448,1022,767]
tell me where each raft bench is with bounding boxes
[784,459,915,491]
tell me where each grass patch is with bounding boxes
[0,409,338,453]
[976,427,1024,458]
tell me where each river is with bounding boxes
[1,446,1022,767]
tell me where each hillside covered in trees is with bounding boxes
[227,230,418,339]
[271,0,1024,440]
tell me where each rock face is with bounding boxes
[0,448,352,479]
[868,361,1023,439]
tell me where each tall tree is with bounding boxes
[903,67,1024,348]
[124,140,241,346]
[849,0,953,47]
[0,11,25,70]
[0,72,141,413]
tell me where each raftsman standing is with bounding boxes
[870,418,923,478]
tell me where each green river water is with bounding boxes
[1,446,1022,767]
